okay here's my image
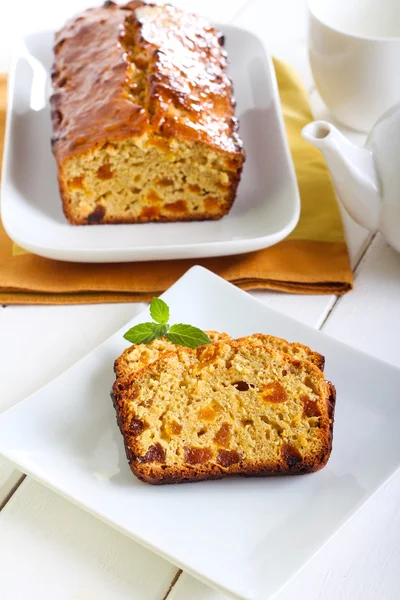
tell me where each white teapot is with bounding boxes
[302,104,400,253]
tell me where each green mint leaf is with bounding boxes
[123,322,161,344]
[166,324,211,349]
[149,297,170,324]
[153,323,169,338]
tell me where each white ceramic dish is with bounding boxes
[1,266,400,600]
[0,26,300,263]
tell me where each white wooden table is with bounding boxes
[1,1,400,598]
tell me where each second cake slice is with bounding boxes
[114,332,324,379]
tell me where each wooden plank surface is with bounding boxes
[0,462,22,510]
[1,1,398,599]
[0,479,178,600]
[324,234,400,366]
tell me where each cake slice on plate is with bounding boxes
[112,339,335,484]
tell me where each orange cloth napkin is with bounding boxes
[0,61,353,305]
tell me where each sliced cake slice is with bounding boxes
[114,331,324,380]
[112,339,335,484]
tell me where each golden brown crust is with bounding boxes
[112,340,335,485]
[123,2,243,155]
[51,2,147,163]
[51,1,243,161]
[243,333,325,371]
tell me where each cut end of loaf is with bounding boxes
[61,138,241,224]
[113,341,335,484]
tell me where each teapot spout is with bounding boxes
[302,121,381,231]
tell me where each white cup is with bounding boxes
[308,0,400,132]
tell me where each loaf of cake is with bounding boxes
[112,339,335,484]
[50,1,245,225]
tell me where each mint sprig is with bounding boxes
[123,298,211,349]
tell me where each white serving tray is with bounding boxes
[1,26,300,262]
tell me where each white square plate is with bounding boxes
[1,266,399,600]
[1,26,300,263]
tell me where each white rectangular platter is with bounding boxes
[1,26,300,262]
